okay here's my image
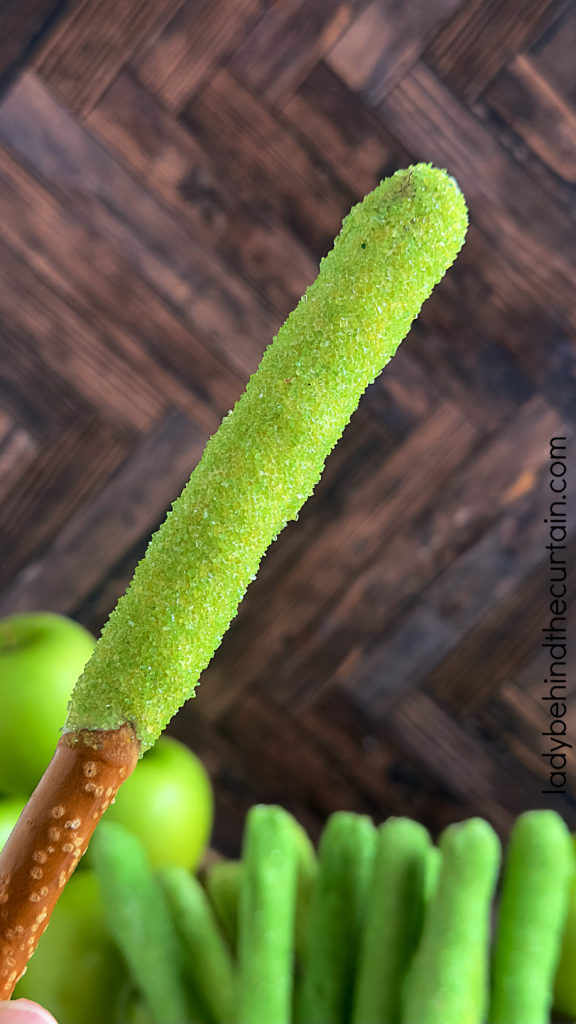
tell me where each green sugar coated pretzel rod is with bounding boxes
[352,818,432,1024]
[402,818,501,1024]
[296,811,377,1024]
[160,866,237,1024]
[489,810,574,1024]
[91,822,204,1024]
[238,804,299,1024]
[66,164,468,752]
[553,835,576,1018]
[0,164,467,991]
[204,820,316,959]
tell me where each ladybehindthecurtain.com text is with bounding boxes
[542,436,570,795]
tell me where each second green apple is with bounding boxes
[0,612,213,871]
[103,735,213,871]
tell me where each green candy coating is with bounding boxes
[352,818,432,1024]
[91,823,200,1024]
[489,810,574,1024]
[296,811,377,1024]
[402,818,501,1024]
[160,866,237,1024]
[204,820,316,960]
[66,164,468,750]
[238,804,299,1024]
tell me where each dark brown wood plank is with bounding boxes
[134,0,263,112]
[300,688,474,833]
[387,692,540,832]
[229,0,356,106]
[219,689,386,823]
[0,417,38,506]
[377,62,576,338]
[345,407,575,715]
[0,411,206,617]
[484,683,556,781]
[530,0,576,105]
[35,0,184,115]
[514,640,576,707]
[0,415,129,590]
[88,70,316,318]
[0,237,165,432]
[199,401,479,720]
[182,68,354,258]
[426,0,561,100]
[415,288,535,434]
[0,0,68,92]
[0,142,239,434]
[427,539,576,711]
[413,218,560,428]
[326,0,464,104]
[0,323,85,438]
[0,73,276,382]
[256,397,558,711]
[362,346,444,436]
[282,61,410,196]
[478,685,576,826]
[485,55,576,186]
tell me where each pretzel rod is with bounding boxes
[0,726,139,994]
[0,165,468,994]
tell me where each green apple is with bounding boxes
[14,871,127,1024]
[103,735,213,871]
[0,794,26,853]
[553,834,576,1017]
[0,613,95,794]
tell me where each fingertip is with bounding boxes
[0,999,58,1023]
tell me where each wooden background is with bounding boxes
[0,0,574,856]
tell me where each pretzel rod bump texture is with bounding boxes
[0,726,139,993]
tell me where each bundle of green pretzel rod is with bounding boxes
[77,807,574,1024]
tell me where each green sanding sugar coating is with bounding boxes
[66,164,468,750]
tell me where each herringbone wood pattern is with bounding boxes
[0,0,574,854]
